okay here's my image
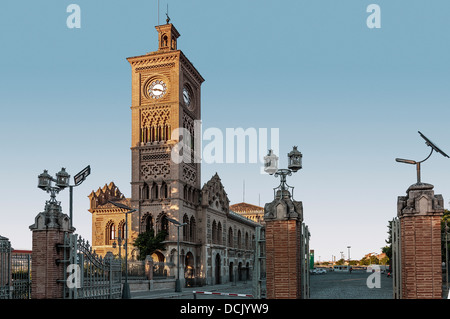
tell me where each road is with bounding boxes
[309,269,392,299]
[131,270,392,299]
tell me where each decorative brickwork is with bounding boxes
[397,183,444,299]
[265,219,302,299]
[29,201,74,299]
[264,190,304,299]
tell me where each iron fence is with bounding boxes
[63,233,122,299]
[0,236,31,299]
[0,236,11,299]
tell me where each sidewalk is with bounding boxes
[131,280,253,299]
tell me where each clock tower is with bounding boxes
[126,22,204,249]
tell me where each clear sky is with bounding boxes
[1,0,450,261]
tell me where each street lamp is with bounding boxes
[264,146,303,199]
[113,230,124,286]
[38,166,91,229]
[167,217,187,292]
[38,168,70,202]
[108,201,136,299]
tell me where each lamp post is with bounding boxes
[263,146,303,199]
[38,166,90,230]
[38,168,70,202]
[108,201,136,299]
[167,217,187,292]
[113,230,123,285]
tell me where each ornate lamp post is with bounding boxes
[113,230,124,286]
[108,201,136,299]
[167,217,187,292]
[264,146,302,198]
[37,166,90,229]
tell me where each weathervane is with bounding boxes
[166,4,170,23]
[396,131,449,184]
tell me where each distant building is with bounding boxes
[229,202,265,225]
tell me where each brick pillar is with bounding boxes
[397,183,444,299]
[264,189,303,299]
[29,201,74,299]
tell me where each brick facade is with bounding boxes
[400,215,442,298]
[397,182,444,299]
[264,189,304,299]
[31,230,66,299]
[29,201,73,299]
[265,219,302,299]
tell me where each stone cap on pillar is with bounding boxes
[264,189,303,221]
[397,182,444,217]
[29,201,75,232]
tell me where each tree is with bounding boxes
[133,229,167,261]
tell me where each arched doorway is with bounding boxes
[238,262,242,281]
[229,262,234,283]
[215,254,221,284]
[185,252,195,287]
[151,251,166,277]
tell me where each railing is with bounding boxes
[252,226,266,299]
[63,233,121,299]
[0,237,31,299]
[11,253,31,299]
[0,236,11,299]
[392,217,401,299]
[300,222,310,299]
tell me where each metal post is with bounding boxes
[69,185,73,229]
[175,225,181,292]
[122,212,130,299]
[445,222,449,295]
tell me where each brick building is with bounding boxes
[89,22,260,287]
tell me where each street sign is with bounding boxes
[73,165,90,186]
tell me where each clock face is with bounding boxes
[148,80,167,99]
[183,87,191,106]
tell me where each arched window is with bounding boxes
[143,214,153,233]
[161,182,168,199]
[190,216,196,242]
[245,232,249,249]
[228,227,233,247]
[142,183,150,200]
[118,220,125,240]
[151,182,158,200]
[157,212,169,239]
[212,220,217,244]
[217,222,222,245]
[237,230,242,249]
[105,220,115,245]
[183,214,189,241]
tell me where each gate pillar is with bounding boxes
[29,201,74,299]
[397,182,444,299]
[264,189,303,299]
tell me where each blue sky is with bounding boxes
[1,0,450,261]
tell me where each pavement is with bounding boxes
[309,269,393,299]
[131,280,254,299]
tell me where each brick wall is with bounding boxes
[265,219,302,299]
[31,230,66,299]
[400,215,442,299]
